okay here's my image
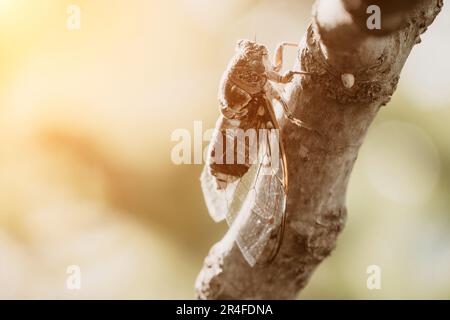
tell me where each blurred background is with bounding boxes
[0,0,448,299]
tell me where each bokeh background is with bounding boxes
[0,0,449,299]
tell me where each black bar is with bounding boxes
[0,300,448,319]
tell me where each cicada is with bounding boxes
[201,40,310,267]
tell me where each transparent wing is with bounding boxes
[200,164,238,223]
[225,129,287,266]
[200,115,287,266]
[200,119,243,222]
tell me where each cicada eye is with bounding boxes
[252,61,265,73]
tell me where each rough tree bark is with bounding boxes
[196,0,443,299]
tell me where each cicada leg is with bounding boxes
[272,42,299,72]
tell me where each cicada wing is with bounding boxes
[200,164,238,222]
[225,130,287,266]
[200,117,233,222]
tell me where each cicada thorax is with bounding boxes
[209,50,273,190]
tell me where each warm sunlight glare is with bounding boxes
[0,0,14,13]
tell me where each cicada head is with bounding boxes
[235,39,269,75]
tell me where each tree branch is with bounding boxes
[196,0,443,299]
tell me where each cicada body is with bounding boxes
[201,39,308,266]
